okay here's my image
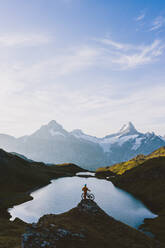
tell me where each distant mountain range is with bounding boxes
[0,120,164,170]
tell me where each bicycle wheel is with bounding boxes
[89,193,95,201]
[81,193,84,200]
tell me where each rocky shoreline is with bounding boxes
[22,200,162,248]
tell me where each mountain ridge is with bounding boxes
[96,146,165,175]
[0,120,164,170]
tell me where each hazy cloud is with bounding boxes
[0,33,52,46]
[97,38,165,69]
[150,16,165,31]
[0,79,164,137]
[0,32,164,136]
[98,38,133,51]
[0,37,163,91]
[135,12,145,22]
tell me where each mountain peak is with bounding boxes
[47,120,63,130]
[119,122,138,135]
[31,120,67,138]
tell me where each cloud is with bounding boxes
[0,37,164,137]
[135,13,145,22]
[1,79,164,137]
[0,37,162,97]
[97,38,165,69]
[0,33,163,100]
[98,38,133,51]
[0,33,51,46]
[11,45,100,87]
[150,16,165,31]
[0,32,164,136]
[21,38,165,78]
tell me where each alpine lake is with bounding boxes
[9,172,156,230]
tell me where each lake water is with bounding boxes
[9,176,157,229]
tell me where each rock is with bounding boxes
[56,228,71,237]
[77,199,102,214]
[22,200,163,248]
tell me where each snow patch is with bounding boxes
[71,131,99,143]
[119,122,137,134]
[132,137,144,150]
[117,135,139,146]
[50,129,65,137]
[76,172,95,177]
[100,134,138,152]
[72,129,139,153]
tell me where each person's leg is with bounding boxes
[84,192,87,200]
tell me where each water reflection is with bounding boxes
[9,177,156,228]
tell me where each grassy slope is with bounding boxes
[97,146,165,175]
[0,149,84,216]
[110,155,165,243]
[24,200,162,248]
[0,218,27,248]
[0,149,84,248]
[0,149,85,192]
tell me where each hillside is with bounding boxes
[0,148,85,248]
[97,146,165,175]
[0,149,84,193]
[0,148,84,209]
[22,199,162,248]
[109,155,165,243]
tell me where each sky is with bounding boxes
[0,0,165,137]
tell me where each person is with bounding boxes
[82,184,90,200]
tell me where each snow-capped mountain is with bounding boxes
[71,122,142,152]
[71,122,165,164]
[30,120,69,139]
[0,120,164,170]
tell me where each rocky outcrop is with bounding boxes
[22,200,163,248]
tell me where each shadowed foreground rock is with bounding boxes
[22,200,163,248]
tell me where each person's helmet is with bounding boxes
[85,184,87,186]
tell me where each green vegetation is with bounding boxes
[109,152,165,244]
[97,146,165,175]
[23,200,162,248]
[1,147,165,246]
[53,163,87,174]
[0,218,27,248]
[0,149,84,248]
[96,147,165,244]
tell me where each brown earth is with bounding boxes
[0,149,85,248]
[22,199,162,248]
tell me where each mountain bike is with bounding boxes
[81,192,95,200]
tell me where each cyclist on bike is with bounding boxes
[82,184,90,200]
